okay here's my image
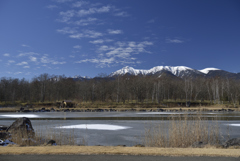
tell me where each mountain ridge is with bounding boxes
[109,66,240,79]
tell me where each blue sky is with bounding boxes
[0,0,240,79]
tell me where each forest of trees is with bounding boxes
[0,73,240,107]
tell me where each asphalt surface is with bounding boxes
[0,155,239,161]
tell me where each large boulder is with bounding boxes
[223,138,240,148]
[6,117,35,143]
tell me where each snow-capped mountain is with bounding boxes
[110,66,240,79]
[199,68,220,74]
[73,75,91,79]
[110,66,204,78]
[72,75,92,81]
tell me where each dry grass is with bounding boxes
[0,102,239,112]
[8,124,86,146]
[0,146,240,157]
[144,114,222,148]
[34,125,86,146]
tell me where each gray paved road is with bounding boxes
[0,155,239,161]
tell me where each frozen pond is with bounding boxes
[1,112,240,146]
[1,111,240,120]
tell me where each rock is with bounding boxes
[46,140,56,146]
[0,132,10,139]
[20,107,24,111]
[0,125,8,131]
[192,141,207,148]
[40,108,45,112]
[6,117,35,143]
[23,110,31,112]
[223,138,240,148]
[0,139,4,146]
[64,109,70,112]
[158,108,164,112]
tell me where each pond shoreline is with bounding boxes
[0,106,239,113]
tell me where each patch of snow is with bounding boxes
[228,124,240,127]
[1,139,15,146]
[0,114,39,118]
[55,124,132,131]
[137,112,182,115]
[73,75,91,79]
[199,68,220,74]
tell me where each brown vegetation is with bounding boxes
[1,146,240,157]
[144,114,222,148]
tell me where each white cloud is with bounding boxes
[76,41,153,68]
[58,5,112,23]
[108,29,123,34]
[21,44,30,47]
[41,55,51,64]
[6,60,15,65]
[69,55,75,58]
[57,27,77,34]
[54,0,72,3]
[73,45,81,49]
[76,5,112,17]
[40,54,66,65]
[3,53,10,57]
[18,52,39,57]
[69,30,103,39]
[105,39,114,42]
[14,72,22,75]
[58,10,75,22]
[46,5,59,9]
[8,60,15,63]
[166,38,184,43]
[52,61,66,65]
[29,56,37,62]
[23,66,30,68]
[98,45,111,51]
[114,11,129,17]
[89,39,104,44]
[72,1,88,8]
[147,19,156,23]
[75,57,115,68]
[16,61,28,66]
[74,17,97,26]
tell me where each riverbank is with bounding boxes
[0,105,239,113]
[1,146,240,157]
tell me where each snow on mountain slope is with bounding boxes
[72,75,92,79]
[199,68,220,74]
[148,66,193,76]
[110,66,195,77]
[109,66,148,76]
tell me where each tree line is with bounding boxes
[0,73,240,107]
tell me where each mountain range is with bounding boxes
[109,66,240,79]
[72,66,240,80]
